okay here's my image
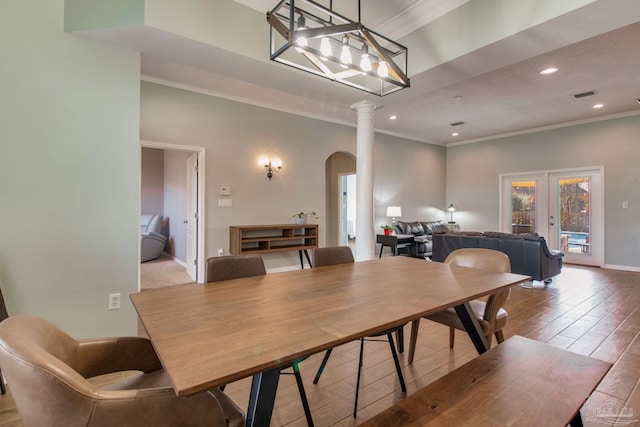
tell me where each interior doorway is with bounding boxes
[500,167,604,267]
[325,152,356,247]
[140,141,206,285]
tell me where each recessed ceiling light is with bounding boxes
[453,96,464,101]
[540,67,558,75]
[389,115,397,120]
[593,103,604,109]
[452,132,459,137]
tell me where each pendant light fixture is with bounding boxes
[266,0,410,96]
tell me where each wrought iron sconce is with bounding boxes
[260,158,282,180]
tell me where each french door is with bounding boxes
[500,167,604,266]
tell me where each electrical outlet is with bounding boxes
[108,293,121,310]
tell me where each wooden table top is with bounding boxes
[131,256,530,396]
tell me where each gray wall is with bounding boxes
[0,0,141,336]
[140,81,447,268]
[141,148,164,215]
[446,114,640,269]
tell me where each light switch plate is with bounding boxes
[220,186,231,196]
[218,199,232,207]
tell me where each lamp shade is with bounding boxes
[386,206,402,218]
[447,204,456,212]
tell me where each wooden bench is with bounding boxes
[361,335,612,426]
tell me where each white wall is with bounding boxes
[446,114,640,269]
[140,81,447,268]
[0,0,141,337]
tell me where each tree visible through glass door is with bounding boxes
[557,177,590,255]
[511,180,537,234]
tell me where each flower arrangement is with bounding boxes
[381,224,394,235]
[293,211,318,224]
[293,211,318,219]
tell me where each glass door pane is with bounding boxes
[511,181,537,234]
[558,177,591,255]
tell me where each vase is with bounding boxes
[384,229,391,236]
[294,215,308,225]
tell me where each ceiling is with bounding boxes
[77,1,640,146]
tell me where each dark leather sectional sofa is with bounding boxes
[432,231,564,282]
[393,220,449,258]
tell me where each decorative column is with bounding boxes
[351,100,378,261]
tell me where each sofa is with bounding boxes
[432,231,564,281]
[141,214,167,262]
[393,220,449,258]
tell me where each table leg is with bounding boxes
[246,368,280,427]
[303,249,312,268]
[454,302,490,354]
[569,411,583,427]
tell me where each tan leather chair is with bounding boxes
[408,248,511,364]
[311,246,407,418]
[0,285,8,394]
[206,255,314,427]
[0,315,244,427]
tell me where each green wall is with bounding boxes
[0,0,141,337]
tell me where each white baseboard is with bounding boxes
[603,264,640,273]
[164,252,187,268]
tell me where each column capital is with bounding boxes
[350,100,381,111]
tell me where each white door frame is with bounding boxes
[140,140,207,283]
[499,166,604,267]
[338,172,356,246]
[185,153,198,281]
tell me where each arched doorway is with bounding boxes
[325,152,356,247]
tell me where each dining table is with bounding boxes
[131,255,530,426]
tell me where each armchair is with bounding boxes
[0,315,244,427]
[140,214,166,262]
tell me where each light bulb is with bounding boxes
[320,37,332,58]
[360,44,371,72]
[378,60,389,78]
[295,15,307,47]
[340,35,352,65]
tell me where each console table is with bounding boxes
[229,224,318,268]
[377,234,416,258]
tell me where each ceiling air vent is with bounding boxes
[573,90,597,98]
[449,121,466,126]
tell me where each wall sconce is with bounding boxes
[447,203,457,223]
[259,157,282,180]
[386,205,402,225]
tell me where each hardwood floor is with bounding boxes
[1,264,639,426]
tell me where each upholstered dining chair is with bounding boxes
[311,246,407,418]
[0,285,8,395]
[205,255,315,427]
[0,315,244,427]
[407,248,512,364]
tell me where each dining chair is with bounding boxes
[0,315,245,427]
[408,248,511,364]
[205,255,315,427]
[311,246,407,418]
[0,285,7,395]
